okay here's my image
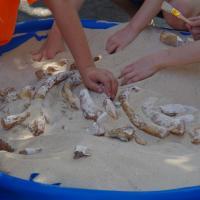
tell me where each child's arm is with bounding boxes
[106,0,164,54]
[120,41,200,85]
[44,0,118,99]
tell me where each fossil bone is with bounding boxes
[80,89,103,121]
[160,104,198,117]
[119,90,169,138]
[142,98,185,136]
[73,145,91,159]
[19,147,42,155]
[0,139,14,152]
[103,95,118,120]
[35,71,76,99]
[29,114,47,136]
[1,111,30,130]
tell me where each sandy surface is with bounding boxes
[0,24,200,191]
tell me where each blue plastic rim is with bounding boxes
[0,18,199,200]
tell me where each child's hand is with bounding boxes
[119,55,159,85]
[106,24,138,54]
[81,67,118,99]
[186,16,200,40]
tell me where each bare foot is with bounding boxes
[32,23,65,61]
[106,24,138,54]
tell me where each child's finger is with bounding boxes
[119,64,134,78]
[121,71,137,86]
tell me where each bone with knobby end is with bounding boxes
[1,111,30,130]
[119,91,169,138]
[35,71,76,99]
[80,89,103,121]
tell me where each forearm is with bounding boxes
[129,0,164,34]
[44,0,94,73]
[155,41,200,69]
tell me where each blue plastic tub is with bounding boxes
[0,18,199,200]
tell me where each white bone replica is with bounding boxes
[142,98,185,136]
[103,95,118,120]
[35,71,78,99]
[1,111,30,130]
[73,145,91,159]
[19,147,42,155]
[119,90,169,138]
[159,104,198,117]
[80,89,103,121]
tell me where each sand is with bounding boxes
[0,24,200,191]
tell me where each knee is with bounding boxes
[163,0,193,30]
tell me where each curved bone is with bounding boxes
[0,139,14,152]
[80,89,103,121]
[62,83,80,110]
[160,104,198,117]
[103,96,118,120]
[1,111,30,130]
[119,90,169,138]
[35,71,76,99]
[29,114,46,136]
[142,98,185,136]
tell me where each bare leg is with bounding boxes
[163,0,200,30]
[32,0,85,61]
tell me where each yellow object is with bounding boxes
[171,8,181,17]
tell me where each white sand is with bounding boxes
[0,24,200,191]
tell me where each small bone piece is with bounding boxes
[119,91,169,138]
[89,122,106,136]
[107,126,135,142]
[29,114,46,136]
[80,89,102,121]
[0,139,14,152]
[160,104,198,117]
[103,96,118,120]
[19,147,42,155]
[1,111,30,130]
[190,128,200,145]
[18,85,35,99]
[73,145,91,159]
[160,31,184,47]
[62,83,80,110]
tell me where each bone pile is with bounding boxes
[119,87,200,144]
